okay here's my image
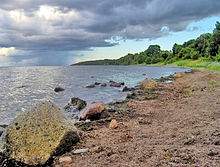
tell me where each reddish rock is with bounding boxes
[80,103,105,120]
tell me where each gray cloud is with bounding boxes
[0,0,220,65]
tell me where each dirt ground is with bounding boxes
[55,70,220,167]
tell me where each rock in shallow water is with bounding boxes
[85,84,96,88]
[54,87,65,92]
[65,97,87,111]
[0,131,3,137]
[5,101,79,166]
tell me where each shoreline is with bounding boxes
[56,69,220,166]
[1,69,220,166]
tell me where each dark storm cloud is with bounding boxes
[0,0,220,52]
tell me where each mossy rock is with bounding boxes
[140,79,158,91]
[5,101,79,166]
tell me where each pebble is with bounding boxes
[59,156,72,164]
[207,150,219,156]
[72,148,89,154]
[109,119,118,129]
[90,146,104,153]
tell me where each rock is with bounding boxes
[184,136,196,145]
[65,97,87,111]
[174,72,185,79]
[110,82,122,87]
[0,124,8,128]
[90,146,104,153]
[72,148,89,154]
[54,87,65,92]
[0,131,3,137]
[207,150,218,156]
[140,79,158,91]
[58,156,72,165]
[80,102,105,121]
[120,82,125,86]
[214,140,220,145]
[100,83,107,87]
[106,106,116,113]
[109,81,124,88]
[109,119,118,129]
[16,85,27,89]
[85,84,96,88]
[94,82,101,85]
[5,101,79,166]
[126,92,136,99]
[122,86,135,92]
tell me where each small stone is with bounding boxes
[207,150,218,156]
[59,156,72,165]
[184,136,196,145]
[214,140,220,145]
[0,130,3,137]
[85,84,96,88]
[109,119,118,129]
[100,83,107,87]
[126,92,136,99]
[54,87,65,92]
[174,72,185,78]
[90,146,104,153]
[122,86,135,92]
[0,124,8,128]
[73,148,89,154]
[94,82,101,85]
[106,106,116,113]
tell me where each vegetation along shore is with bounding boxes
[73,22,220,71]
[0,69,219,166]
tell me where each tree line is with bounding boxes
[74,22,220,65]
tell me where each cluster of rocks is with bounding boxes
[86,80,135,92]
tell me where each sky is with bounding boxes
[0,0,220,66]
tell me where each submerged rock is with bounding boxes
[0,124,8,128]
[80,102,106,121]
[94,82,101,85]
[109,80,125,87]
[65,97,87,111]
[122,86,135,92]
[54,87,65,92]
[100,83,107,87]
[5,101,79,166]
[85,84,96,88]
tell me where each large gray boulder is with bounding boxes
[4,101,79,166]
